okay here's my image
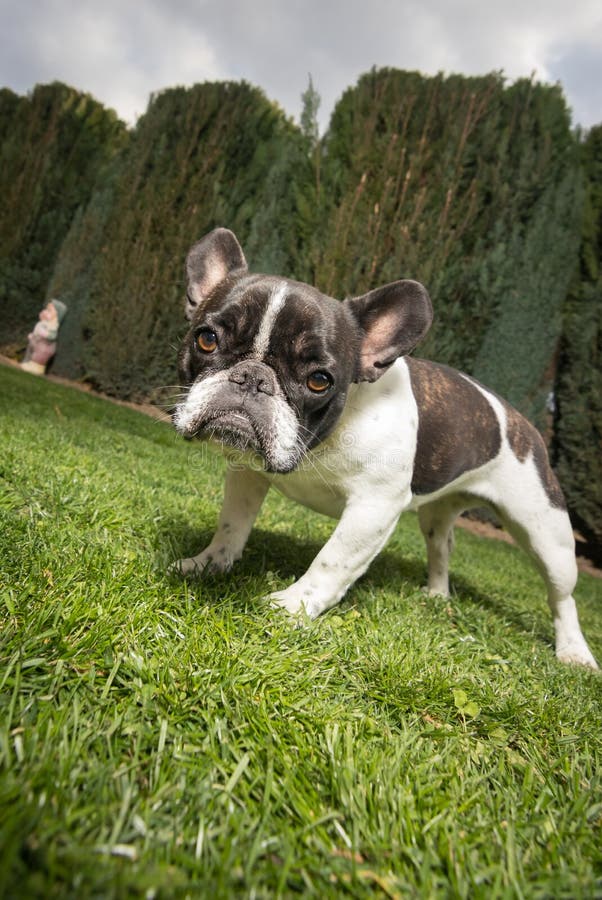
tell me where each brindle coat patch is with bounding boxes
[408,358,566,509]
[407,358,501,495]
[504,402,566,509]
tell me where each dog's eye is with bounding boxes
[307,371,332,393]
[197,329,218,353]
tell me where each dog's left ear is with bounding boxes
[344,280,433,382]
[185,228,248,321]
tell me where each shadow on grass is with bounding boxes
[159,519,554,648]
[161,521,424,589]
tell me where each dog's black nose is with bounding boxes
[228,362,275,396]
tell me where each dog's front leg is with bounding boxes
[172,467,269,576]
[270,492,408,619]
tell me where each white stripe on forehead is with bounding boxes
[252,282,288,359]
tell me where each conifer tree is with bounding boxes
[300,75,320,149]
[48,82,312,396]
[0,83,126,351]
[554,125,602,551]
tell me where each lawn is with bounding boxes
[0,363,601,898]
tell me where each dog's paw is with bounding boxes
[425,582,450,598]
[168,547,235,578]
[269,589,323,626]
[269,585,333,622]
[268,574,345,621]
[556,642,599,670]
[168,555,208,578]
[269,589,305,617]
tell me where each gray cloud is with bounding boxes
[0,0,600,130]
[548,40,602,129]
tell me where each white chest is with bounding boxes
[268,360,419,518]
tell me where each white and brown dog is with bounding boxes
[172,228,597,668]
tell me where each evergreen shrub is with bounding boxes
[48,82,312,396]
[554,127,602,550]
[0,83,126,349]
[314,70,582,431]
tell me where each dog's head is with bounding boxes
[173,228,432,473]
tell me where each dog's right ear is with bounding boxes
[185,228,248,321]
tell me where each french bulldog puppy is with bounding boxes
[172,228,598,669]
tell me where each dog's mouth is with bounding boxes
[197,410,261,452]
[174,390,303,474]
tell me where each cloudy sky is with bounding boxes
[1,0,601,132]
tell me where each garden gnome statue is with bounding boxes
[20,299,67,375]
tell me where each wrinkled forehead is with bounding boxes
[204,274,345,357]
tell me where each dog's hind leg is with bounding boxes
[492,478,598,669]
[418,495,468,597]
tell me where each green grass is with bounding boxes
[0,364,601,899]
